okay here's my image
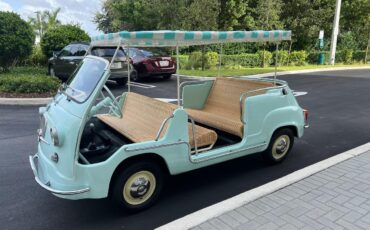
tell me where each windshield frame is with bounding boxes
[63,55,109,104]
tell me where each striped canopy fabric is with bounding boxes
[91,30,291,47]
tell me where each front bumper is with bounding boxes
[29,154,90,195]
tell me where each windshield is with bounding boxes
[91,47,126,58]
[65,57,107,103]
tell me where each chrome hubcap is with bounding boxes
[272,135,290,160]
[123,171,156,205]
[130,177,150,198]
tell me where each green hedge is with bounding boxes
[222,54,261,67]
[0,73,60,94]
[307,50,369,64]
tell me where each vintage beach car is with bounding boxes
[30,30,309,212]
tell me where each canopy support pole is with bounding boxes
[176,45,180,106]
[109,40,122,70]
[274,43,279,86]
[218,43,223,77]
[126,44,131,93]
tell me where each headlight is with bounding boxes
[50,127,59,146]
[38,115,47,137]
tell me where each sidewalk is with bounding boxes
[193,151,370,230]
[157,143,370,230]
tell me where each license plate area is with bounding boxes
[110,62,122,69]
[159,60,169,67]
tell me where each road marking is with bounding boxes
[156,142,370,230]
[293,91,308,97]
[128,82,156,89]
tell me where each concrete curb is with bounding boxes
[156,142,370,230]
[0,97,52,106]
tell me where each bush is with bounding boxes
[41,24,90,57]
[273,50,289,66]
[205,52,219,68]
[23,45,48,66]
[257,51,273,67]
[0,12,34,71]
[187,51,203,69]
[0,75,60,94]
[222,54,260,67]
[342,49,353,64]
[176,55,189,69]
[186,51,219,70]
[289,51,307,66]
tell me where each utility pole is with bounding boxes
[329,0,342,65]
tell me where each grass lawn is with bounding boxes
[179,64,370,77]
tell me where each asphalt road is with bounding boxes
[1,69,370,230]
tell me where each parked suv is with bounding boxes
[48,42,134,86]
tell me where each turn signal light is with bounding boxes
[303,109,309,128]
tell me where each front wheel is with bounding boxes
[262,128,294,164]
[111,161,164,212]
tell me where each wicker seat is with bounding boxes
[97,92,217,148]
[187,78,273,137]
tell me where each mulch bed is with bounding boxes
[0,92,55,98]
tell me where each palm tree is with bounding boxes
[28,7,61,39]
[45,8,61,29]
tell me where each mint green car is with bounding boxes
[30,30,308,212]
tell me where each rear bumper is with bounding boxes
[29,154,90,196]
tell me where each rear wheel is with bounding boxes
[262,128,294,164]
[111,161,164,212]
[130,70,139,82]
[49,65,55,77]
[116,78,128,86]
[162,74,172,80]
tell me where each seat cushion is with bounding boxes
[187,108,243,137]
[97,92,217,148]
[186,78,273,137]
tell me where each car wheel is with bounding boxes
[162,74,172,80]
[130,70,139,82]
[111,161,164,212]
[262,128,294,164]
[116,78,128,86]
[49,65,55,77]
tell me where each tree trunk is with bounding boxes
[288,40,293,65]
[201,46,205,71]
[365,34,369,64]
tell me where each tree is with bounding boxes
[0,12,34,71]
[253,0,283,30]
[280,0,335,50]
[28,7,61,39]
[40,24,90,57]
[218,0,253,30]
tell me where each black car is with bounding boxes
[48,42,135,86]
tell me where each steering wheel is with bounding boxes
[101,85,122,117]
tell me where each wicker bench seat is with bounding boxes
[187,78,273,138]
[97,92,217,149]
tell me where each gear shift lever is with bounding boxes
[87,123,97,150]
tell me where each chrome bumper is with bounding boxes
[29,154,90,195]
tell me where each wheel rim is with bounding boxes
[271,135,290,160]
[50,67,55,76]
[131,72,138,81]
[123,171,156,205]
